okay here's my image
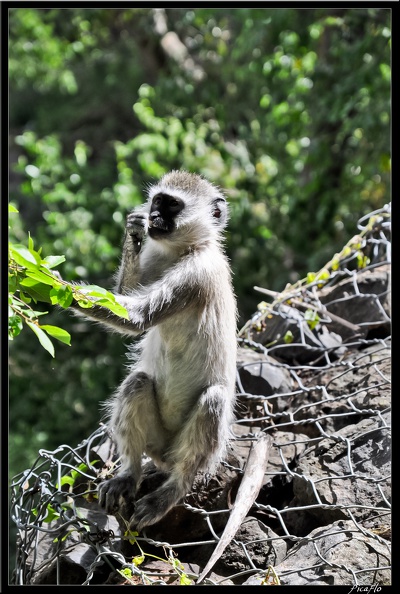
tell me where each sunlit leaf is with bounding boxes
[25,269,56,286]
[74,298,94,309]
[304,308,320,330]
[41,255,66,268]
[306,272,316,284]
[78,285,109,297]
[26,321,55,357]
[315,268,330,282]
[9,244,41,267]
[132,554,145,566]
[180,574,192,585]
[50,285,73,308]
[19,279,53,303]
[40,325,71,345]
[96,299,129,319]
[283,330,294,343]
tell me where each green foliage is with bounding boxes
[9,206,128,357]
[118,527,193,585]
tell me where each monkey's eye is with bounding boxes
[213,208,221,218]
[168,198,183,212]
[152,196,162,207]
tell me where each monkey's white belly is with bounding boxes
[138,322,209,433]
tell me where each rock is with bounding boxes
[244,304,345,364]
[11,222,391,586]
[237,346,293,399]
[217,517,287,572]
[319,264,391,341]
[290,413,391,522]
[273,520,391,585]
[28,509,120,585]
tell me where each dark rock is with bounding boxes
[217,517,287,572]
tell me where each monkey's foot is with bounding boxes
[98,475,136,516]
[138,463,169,494]
[129,486,181,532]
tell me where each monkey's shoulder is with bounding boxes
[182,246,232,277]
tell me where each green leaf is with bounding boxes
[53,529,74,543]
[41,255,66,268]
[124,529,139,545]
[40,325,71,345]
[315,268,330,282]
[19,277,41,287]
[25,269,57,286]
[96,299,129,319]
[59,475,75,487]
[9,244,41,267]
[9,272,18,292]
[50,285,73,308]
[19,291,32,304]
[38,504,60,523]
[9,204,19,213]
[304,308,320,330]
[19,279,53,303]
[26,321,55,357]
[9,315,23,339]
[25,308,49,319]
[78,285,109,297]
[283,330,294,344]
[306,272,316,284]
[180,574,192,585]
[74,298,94,308]
[132,554,145,566]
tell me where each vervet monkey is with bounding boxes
[71,170,237,531]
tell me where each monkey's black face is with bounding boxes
[148,193,184,239]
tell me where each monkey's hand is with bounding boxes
[126,210,149,254]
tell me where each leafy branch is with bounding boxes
[238,208,390,338]
[119,525,193,585]
[9,204,128,357]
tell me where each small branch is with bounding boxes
[253,286,360,333]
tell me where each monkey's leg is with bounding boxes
[98,371,168,516]
[130,385,231,531]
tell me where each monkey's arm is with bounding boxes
[114,210,149,294]
[72,256,208,336]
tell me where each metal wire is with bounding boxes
[9,204,391,586]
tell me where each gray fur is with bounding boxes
[73,170,237,531]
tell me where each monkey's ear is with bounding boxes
[212,199,228,227]
[212,205,222,219]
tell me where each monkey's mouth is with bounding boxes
[148,218,174,237]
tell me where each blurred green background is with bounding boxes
[9,7,391,483]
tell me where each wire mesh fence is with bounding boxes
[9,204,391,586]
